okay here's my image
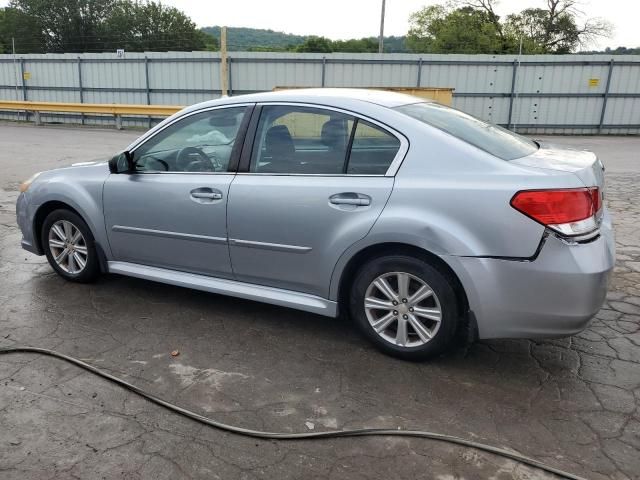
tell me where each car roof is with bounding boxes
[183,88,427,113]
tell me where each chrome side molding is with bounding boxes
[112,225,227,245]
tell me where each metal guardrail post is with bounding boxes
[416,58,423,87]
[598,59,614,134]
[77,57,84,125]
[321,56,326,87]
[144,56,151,129]
[507,59,519,130]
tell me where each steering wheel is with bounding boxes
[176,146,217,172]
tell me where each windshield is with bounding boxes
[395,102,538,161]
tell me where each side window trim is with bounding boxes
[238,105,263,173]
[227,104,255,172]
[129,103,255,174]
[236,102,408,176]
[343,118,358,174]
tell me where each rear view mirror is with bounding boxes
[108,151,135,173]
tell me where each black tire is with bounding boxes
[349,255,459,361]
[42,209,100,283]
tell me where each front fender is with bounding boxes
[27,165,110,257]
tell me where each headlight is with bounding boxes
[19,172,42,193]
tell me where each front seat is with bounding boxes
[262,125,296,172]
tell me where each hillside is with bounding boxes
[201,26,409,52]
[201,26,307,51]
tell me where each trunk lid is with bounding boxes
[511,142,605,190]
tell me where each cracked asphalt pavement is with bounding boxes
[1,123,639,479]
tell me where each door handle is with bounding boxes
[329,193,371,206]
[191,191,222,200]
[190,188,223,203]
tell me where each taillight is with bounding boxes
[510,187,600,236]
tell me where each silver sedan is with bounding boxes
[16,89,615,360]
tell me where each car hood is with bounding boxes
[35,159,111,186]
[70,159,109,167]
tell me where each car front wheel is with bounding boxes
[349,255,459,360]
[42,209,100,283]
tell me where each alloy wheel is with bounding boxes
[364,271,442,347]
[48,220,88,274]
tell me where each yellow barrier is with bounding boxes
[380,88,454,106]
[273,86,455,106]
[0,100,182,116]
[0,100,183,129]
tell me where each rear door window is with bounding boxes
[249,105,401,175]
[250,106,352,174]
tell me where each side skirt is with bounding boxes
[107,261,338,317]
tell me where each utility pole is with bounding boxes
[512,35,524,133]
[220,26,228,97]
[378,0,386,53]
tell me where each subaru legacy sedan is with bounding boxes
[16,89,615,360]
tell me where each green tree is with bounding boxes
[407,5,502,53]
[295,36,333,53]
[10,0,115,52]
[592,46,640,55]
[5,0,210,53]
[0,7,47,53]
[407,0,611,54]
[378,35,408,53]
[463,0,611,53]
[332,38,378,53]
[103,1,211,52]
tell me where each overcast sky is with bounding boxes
[160,0,638,50]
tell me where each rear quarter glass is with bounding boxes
[395,102,538,161]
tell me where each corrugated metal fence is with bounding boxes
[1,51,639,134]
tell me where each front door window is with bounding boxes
[134,106,248,172]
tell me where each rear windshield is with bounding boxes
[394,102,538,160]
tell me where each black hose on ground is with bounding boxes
[0,346,586,480]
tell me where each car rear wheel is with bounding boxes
[42,209,100,283]
[349,255,459,360]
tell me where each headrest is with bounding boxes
[265,125,295,157]
[321,119,347,150]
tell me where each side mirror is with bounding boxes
[108,151,135,174]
